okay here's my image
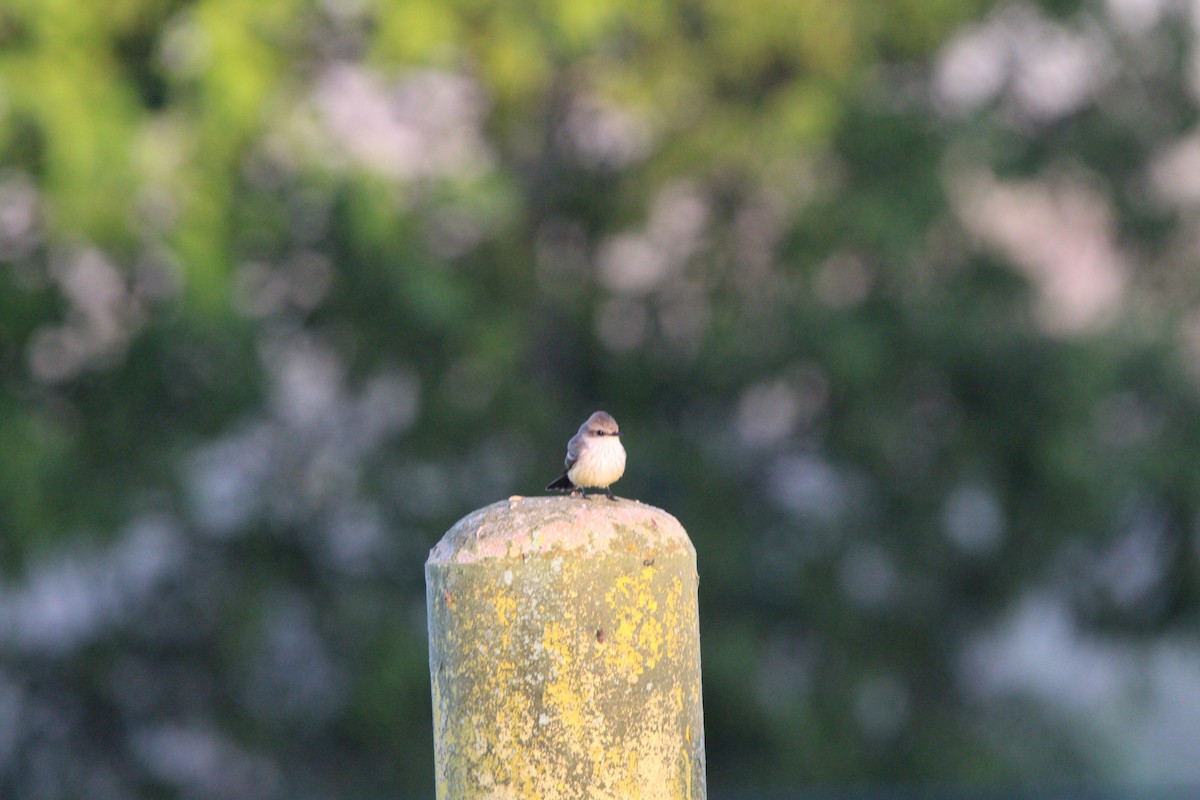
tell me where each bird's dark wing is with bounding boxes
[563,431,582,471]
[546,430,583,491]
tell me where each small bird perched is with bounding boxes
[545,411,626,500]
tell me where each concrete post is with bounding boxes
[426,496,706,800]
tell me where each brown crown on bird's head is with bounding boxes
[582,411,619,437]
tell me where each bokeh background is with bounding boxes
[4,0,1200,797]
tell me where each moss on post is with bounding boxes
[426,496,707,800]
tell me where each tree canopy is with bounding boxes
[3,0,1200,796]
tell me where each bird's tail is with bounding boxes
[545,473,574,491]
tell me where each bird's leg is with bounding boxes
[571,487,584,498]
[605,487,616,501]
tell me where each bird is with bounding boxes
[545,411,626,500]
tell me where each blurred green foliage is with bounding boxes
[3,0,1200,797]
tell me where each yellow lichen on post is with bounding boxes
[426,496,706,800]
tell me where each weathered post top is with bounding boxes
[426,495,706,800]
[428,495,695,564]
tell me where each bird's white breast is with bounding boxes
[567,437,626,488]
